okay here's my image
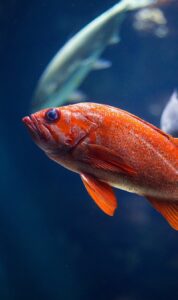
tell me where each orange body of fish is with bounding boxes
[23,103,178,230]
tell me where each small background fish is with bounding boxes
[1,1,178,300]
[160,90,178,136]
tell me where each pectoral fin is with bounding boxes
[147,196,178,230]
[81,173,117,216]
[85,144,136,176]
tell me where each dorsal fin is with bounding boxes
[172,137,178,147]
[106,104,175,143]
[124,110,171,140]
[120,108,178,150]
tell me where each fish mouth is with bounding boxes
[22,115,37,132]
[22,115,52,144]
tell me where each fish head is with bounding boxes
[22,104,97,160]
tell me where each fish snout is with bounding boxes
[22,115,37,132]
[22,115,31,124]
[22,115,41,134]
[22,114,55,149]
[22,114,45,142]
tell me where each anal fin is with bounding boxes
[146,196,178,230]
[81,173,117,216]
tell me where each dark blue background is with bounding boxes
[1,0,178,299]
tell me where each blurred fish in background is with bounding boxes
[132,7,168,38]
[160,90,178,137]
[32,0,157,111]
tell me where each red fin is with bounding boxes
[85,144,136,176]
[81,173,117,216]
[147,196,178,230]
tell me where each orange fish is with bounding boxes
[22,103,178,230]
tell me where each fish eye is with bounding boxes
[45,108,60,122]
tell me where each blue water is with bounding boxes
[1,1,178,299]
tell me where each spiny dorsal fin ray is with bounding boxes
[116,106,178,149]
[172,138,178,147]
